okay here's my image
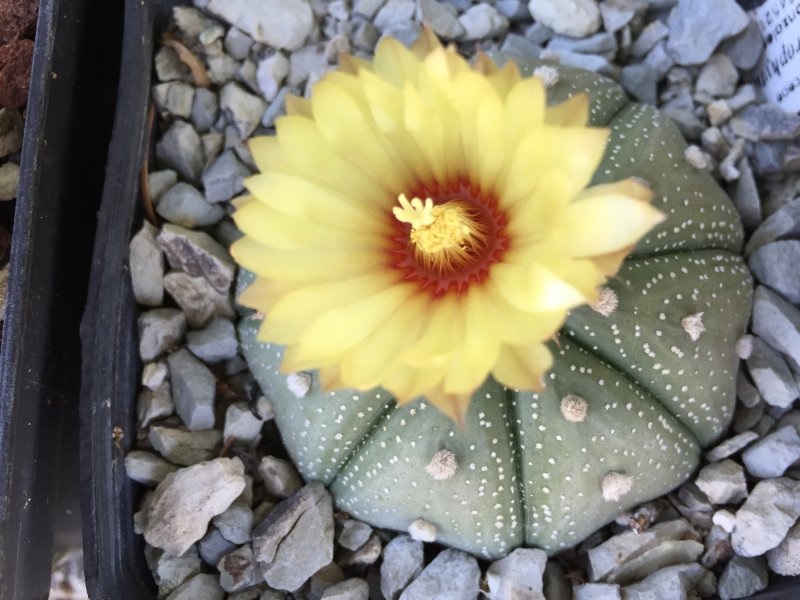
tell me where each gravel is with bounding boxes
[123,2,800,598]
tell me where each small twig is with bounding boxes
[218,436,237,458]
[161,33,211,88]
[140,103,158,226]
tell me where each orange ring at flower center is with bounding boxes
[387,179,509,297]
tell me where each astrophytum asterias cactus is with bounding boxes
[236,42,752,559]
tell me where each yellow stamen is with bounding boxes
[393,194,488,274]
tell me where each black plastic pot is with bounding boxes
[0,0,123,597]
[77,0,799,598]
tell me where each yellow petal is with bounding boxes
[383,364,447,405]
[290,283,417,364]
[373,36,422,87]
[545,93,590,127]
[409,25,443,59]
[492,343,552,391]
[492,262,588,312]
[403,294,463,368]
[285,93,311,118]
[565,189,664,258]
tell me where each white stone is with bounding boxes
[129,222,165,307]
[713,509,737,534]
[206,0,314,51]
[766,521,800,575]
[144,458,246,556]
[742,426,800,478]
[458,4,509,41]
[256,52,289,102]
[732,478,800,557]
[486,547,547,600]
[223,398,273,446]
[142,361,168,390]
[258,456,303,499]
[695,460,748,505]
[528,0,601,38]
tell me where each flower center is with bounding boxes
[393,195,489,272]
[387,180,508,297]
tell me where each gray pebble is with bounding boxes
[338,519,373,551]
[223,397,273,446]
[220,82,267,139]
[731,104,800,142]
[199,528,238,566]
[158,223,235,294]
[630,20,668,58]
[139,308,186,362]
[137,380,175,427]
[142,360,168,390]
[695,54,738,98]
[207,0,313,51]
[374,0,415,32]
[163,271,234,329]
[748,241,800,305]
[704,431,760,462]
[202,132,224,163]
[541,48,618,77]
[165,573,224,600]
[321,578,369,600]
[629,564,715,599]
[202,149,250,203]
[155,46,190,82]
[547,32,617,56]
[125,450,179,487]
[0,107,23,158]
[746,198,800,255]
[258,456,303,499]
[145,457,246,556]
[172,6,219,42]
[599,0,642,33]
[524,22,553,46]
[607,540,705,586]
[256,52,290,102]
[308,561,346,599]
[694,459,748,505]
[666,0,748,66]
[718,556,768,600]
[381,535,424,600]
[288,44,330,89]
[752,285,800,369]
[644,41,676,81]
[732,477,800,557]
[187,318,238,363]
[458,4,508,41]
[621,64,658,105]
[399,549,480,600]
[213,503,254,545]
[146,544,202,597]
[149,169,178,202]
[149,425,222,466]
[381,21,423,48]
[587,520,694,581]
[719,17,764,71]
[338,533,382,568]
[499,34,542,60]
[157,182,225,228]
[742,425,800,478]
[496,0,530,22]
[224,27,254,60]
[156,120,204,184]
[153,82,196,119]
[168,349,217,431]
[727,84,757,113]
[191,88,219,133]
[218,545,262,592]
[417,0,464,40]
[0,162,19,201]
[574,583,621,600]
[352,20,380,52]
[766,521,800,576]
[353,0,388,20]
[746,335,799,408]
[528,0,601,39]
[730,159,761,231]
[252,483,334,591]
[485,547,547,600]
[129,221,165,307]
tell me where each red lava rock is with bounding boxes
[0,38,34,108]
[0,0,39,46]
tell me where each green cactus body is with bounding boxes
[237,62,752,559]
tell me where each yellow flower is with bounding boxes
[231,29,664,425]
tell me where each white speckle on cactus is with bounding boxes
[735,334,753,359]
[425,449,458,481]
[601,471,633,502]
[590,287,619,317]
[560,395,588,422]
[533,65,559,88]
[409,518,437,542]
[684,145,709,170]
[681,312,705,342]
[286,372,312,398]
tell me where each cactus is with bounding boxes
[237,58,752,559]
